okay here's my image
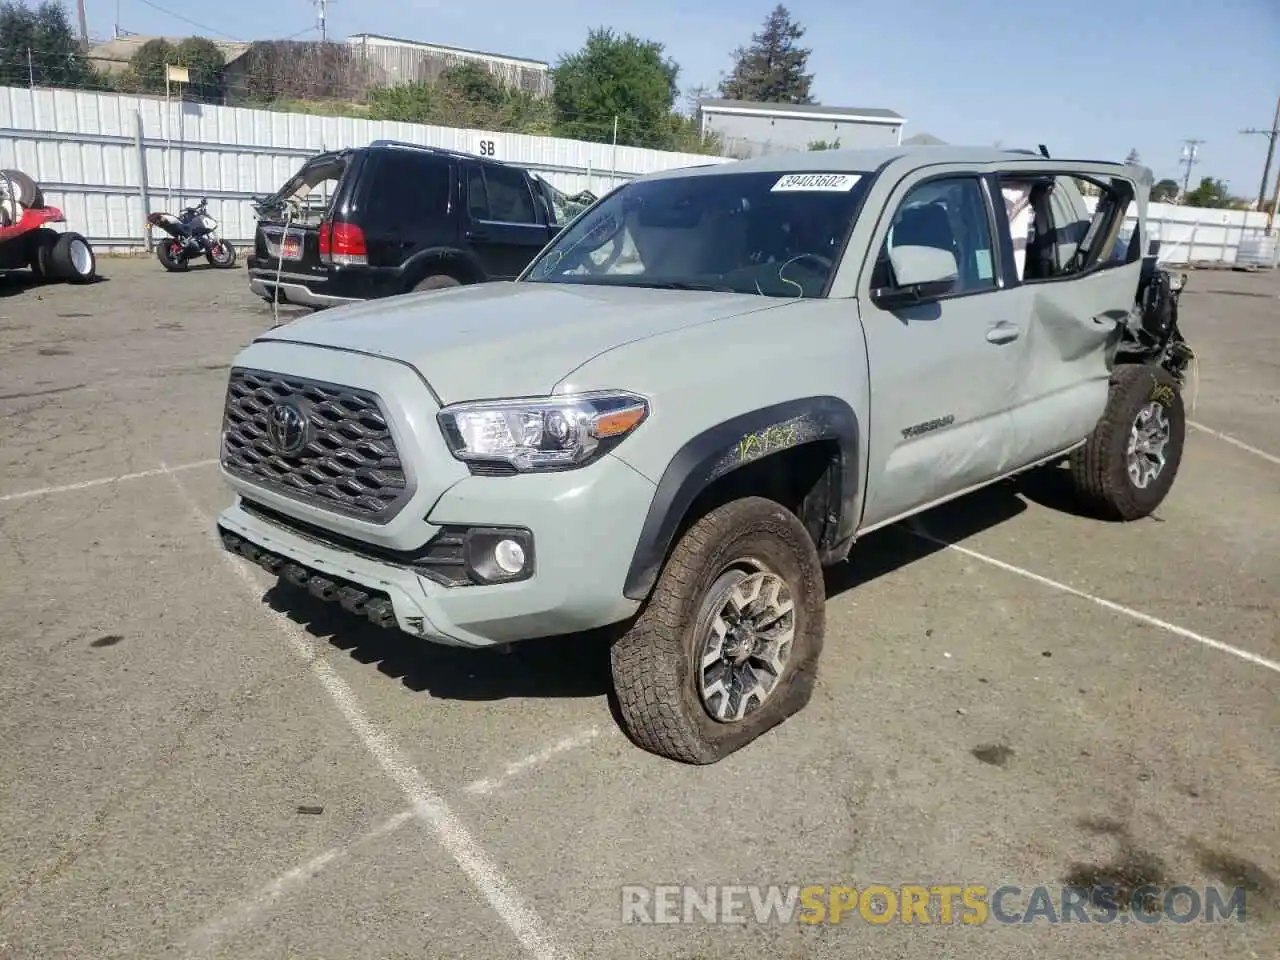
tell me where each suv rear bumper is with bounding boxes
[215,452,654,648]
[248,274,359,308]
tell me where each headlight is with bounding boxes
[437,390,649,472]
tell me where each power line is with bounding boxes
[1240,92,1280,212]
[132,0,242,42]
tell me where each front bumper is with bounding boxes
[216,452,655,648]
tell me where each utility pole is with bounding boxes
[75,0,89,52]
[1178,139,1204,201]
[313,0,333,42]
[1241,92,1280,212]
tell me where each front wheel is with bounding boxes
[206,240,237,268]
[1068,363,1186,520]
[156,239,188,272]
[610,496,826,764]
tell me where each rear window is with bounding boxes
[266,153,351,225]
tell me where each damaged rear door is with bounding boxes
[990,158,1150,467]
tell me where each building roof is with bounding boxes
[88,36,251,74]
[698,97,904,125]
[902,132,947,146]
[345,33,549,70]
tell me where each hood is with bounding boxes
[257,281,786,403]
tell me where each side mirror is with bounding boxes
[874,245,958,307]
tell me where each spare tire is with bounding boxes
[0,169,44,209]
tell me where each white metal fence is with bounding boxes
[0,84,731,252]
[2,83,1275,267]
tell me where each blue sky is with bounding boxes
[97,0,1279,198]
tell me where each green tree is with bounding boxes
[118,38,174,94]
[0,0,91,88]
[173,36,225,102]
[808,138,840,151]
[551,28,680,149]
[719,4,814,104]
[1150,178,1180,203]
[1183,175,1230,208]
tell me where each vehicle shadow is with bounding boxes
[0,272,110,297]
[261,479,1033,707]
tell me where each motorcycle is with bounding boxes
[146,198,237,271]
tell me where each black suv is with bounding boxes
[246,141,590,308]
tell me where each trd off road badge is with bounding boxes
[771,173,863,192]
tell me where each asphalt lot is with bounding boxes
[0,260,1277,960]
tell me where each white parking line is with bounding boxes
[465,728,601,796]
[166,469,574,960]
[0,458,218,503]
[179,810,416,955]
[908,522,1280,675]
[1188,421,1280,466]
[182,728,603,954]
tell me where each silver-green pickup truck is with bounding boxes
[216,146,1193,764]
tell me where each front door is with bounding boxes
[462,163,555,279]
[856,170,1031,530]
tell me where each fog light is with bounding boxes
[461,527,535,584]
[493,539,526,575]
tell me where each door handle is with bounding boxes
[986,322,1021,344]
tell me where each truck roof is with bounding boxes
[634,145,1135,183]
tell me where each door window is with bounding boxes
[479,165,538,224]
[466,166,489,221]
[873,176,998,297]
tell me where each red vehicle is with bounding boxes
[0,169,97,284]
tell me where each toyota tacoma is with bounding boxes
[216,146,1193,764]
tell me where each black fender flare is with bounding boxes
[401,247,486,288]
[622,396,862,601]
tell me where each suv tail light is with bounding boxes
[319,220,367,266]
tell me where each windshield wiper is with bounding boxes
[632,280,740,293]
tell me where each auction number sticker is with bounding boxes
[771,173,862,192]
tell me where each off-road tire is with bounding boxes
[50,232,96,283]
[609,496,826,764]
[0,169,43,209]
[1068,363,1185,520]
[413,273,461,292]
[156,240,188,272]
[25,228,59,281]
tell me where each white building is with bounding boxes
[697,98,906,158]
[346,33,553,96]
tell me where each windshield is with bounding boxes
[521,170,871,297]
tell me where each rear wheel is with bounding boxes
[412,272,461,293]
[156,239,188,272]
[206,240,237,268]
[610,496,826,764]
[1068,363,1186,520]
[50,232,96,283]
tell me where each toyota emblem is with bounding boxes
[266,401,310,457]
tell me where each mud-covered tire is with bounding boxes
[412,273,461,292]
[609,496,826,764]
[1068,363,1185,521]
[50,232,96,283]
[25,228,59,281]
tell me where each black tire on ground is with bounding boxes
[25,228,59,281]
[609,496,826,764]
[206,240,237,268]
[0,169,43,209]
[49,232,96,283]
[1068,363,1186,521]
[413,273,461,292]
[156,239,188,272]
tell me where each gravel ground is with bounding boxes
[0,260,1276,960]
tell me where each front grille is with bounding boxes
[221,368,411,522]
